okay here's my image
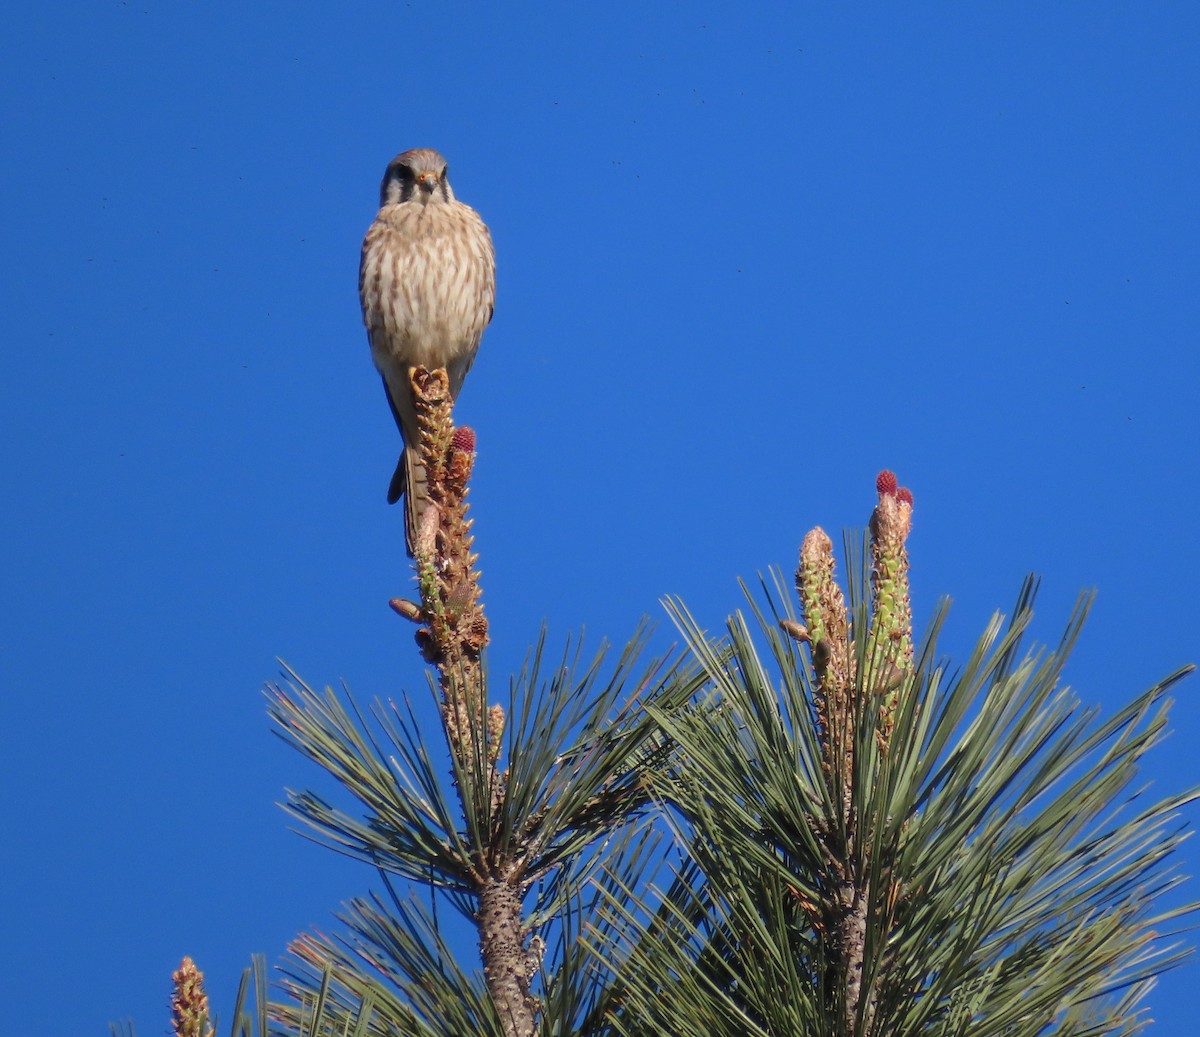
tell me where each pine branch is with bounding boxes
[393,367,537,1037]
[269,367,700,1037]
[170,958,214,1037]
[614,471,1197,1037]
[396,366,494,779]
[790,473,915,1034]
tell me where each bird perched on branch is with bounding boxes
[359,148,496,553]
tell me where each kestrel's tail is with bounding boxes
[386,455,406,506]
[380,371,430,556]
[388,446,429,556]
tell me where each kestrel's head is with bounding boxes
[379,148,455,207]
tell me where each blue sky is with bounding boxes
[2,2,1198,1033]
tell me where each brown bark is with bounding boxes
[478,874,539,1037]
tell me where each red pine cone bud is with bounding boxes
[876,470,898,496]
[897,487,914,506]
[453,426,476,454]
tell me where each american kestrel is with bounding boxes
[359,148,496,552]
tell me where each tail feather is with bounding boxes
[387,446,429,556]
[380,371,429,556]
[387,453,406,505]
[405,445,428,554]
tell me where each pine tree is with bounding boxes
[593,473,1196,1036]
[138,369,1195,1037]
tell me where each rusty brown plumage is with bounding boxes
[359,147,496,553]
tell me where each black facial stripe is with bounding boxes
[397,165,416,202]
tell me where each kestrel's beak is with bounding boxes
[416,171,439,193]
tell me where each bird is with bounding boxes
[359,148,496,553]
